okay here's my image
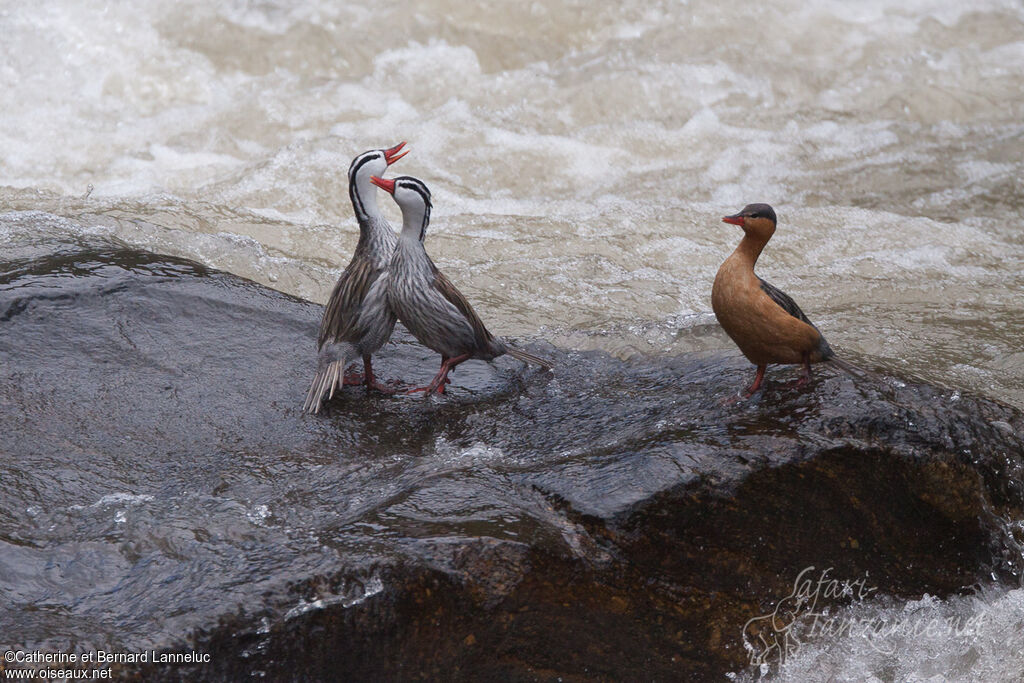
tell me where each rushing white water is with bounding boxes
[2,0,1023,679]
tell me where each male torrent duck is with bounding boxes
[303,142,409,413]
[371,175,553,395]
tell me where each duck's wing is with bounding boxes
[758,277,814,326]
[430,266,495,348]
[318,256,380,348]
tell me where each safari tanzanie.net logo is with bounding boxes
[741,566,988,669]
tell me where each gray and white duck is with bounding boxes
[371,174,553,394]
[303,142,408,414]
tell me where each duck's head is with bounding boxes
[370,175,431,209]
[371,175,432,240]
[722,203,777,242]
[348,141,409,187]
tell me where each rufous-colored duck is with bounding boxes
[711,203,835,398]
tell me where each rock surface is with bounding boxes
[1,220,1022,681]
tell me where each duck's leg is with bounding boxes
[788,353,812,388]
[798,353,812,386]
[362,355,398,394]
[743,364,767,398]
[342,365,364,386]
[407,356,447,395]
[721,364,767,405]
[427,354,471,395]
[408,354,471,395]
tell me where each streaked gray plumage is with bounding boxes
[303,143,407,413]
[373,175,552,395]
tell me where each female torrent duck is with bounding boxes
[371,175,552,395]
[711,203,834,399]
[303,142,409,414]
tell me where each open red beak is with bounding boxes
[722,214,745,226]
[370,176,395,194]
[383,141,408,165]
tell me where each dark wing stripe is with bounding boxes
[758,277,813,325]
[758,277,834,359]
[431,267,494,350]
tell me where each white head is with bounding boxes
[347,142,408,221]
[370,175,432,242]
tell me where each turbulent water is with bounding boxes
[2,0,1023,680]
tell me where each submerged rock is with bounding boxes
[1,221,1021,681]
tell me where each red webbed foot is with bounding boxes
[342,372,364,386]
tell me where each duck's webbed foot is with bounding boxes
[785,354,812,388]
[721,364,766,405]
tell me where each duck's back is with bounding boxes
[388,239,484,359]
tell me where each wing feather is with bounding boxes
[759,277,834,358]
[758,277,813,326]
[430,267,494,351]
[318,257,380,348]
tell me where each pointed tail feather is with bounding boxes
[505,346,554,370]
[303,345,352,414]
[302,373,322,413]
[827,356,873,379]
[303,360,342,413]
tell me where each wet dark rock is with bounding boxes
[1,223,1022,681]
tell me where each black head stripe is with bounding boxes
[348,150,384,219]
[393,176,432,241]
[348,151,381,179]
[394,176,432,210]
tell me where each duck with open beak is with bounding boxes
[303,142,408,414]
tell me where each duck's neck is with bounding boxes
[732,234,768,268]
[350,175,382,229]
[399,203,429,245]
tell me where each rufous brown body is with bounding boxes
[712,203,833,398]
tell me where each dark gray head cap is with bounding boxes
[741,203,776,223]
